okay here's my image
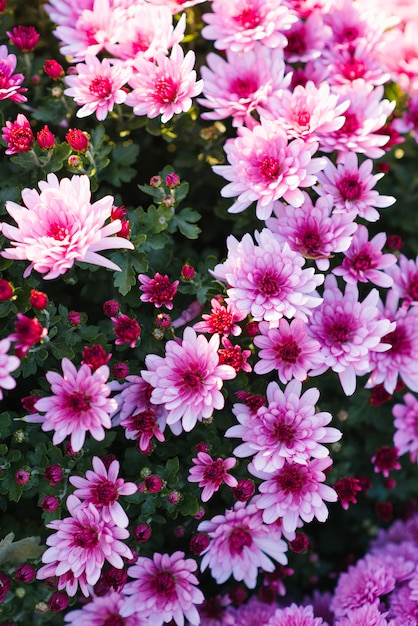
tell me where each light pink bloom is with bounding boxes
[283,12,330,63]
[282,0,334,18]
[213,119,326,219]
[189,451,238,501]
[141,327,236,433]
[307,275,395,396]
[266,603,326,626]
[198,501,288,588]
[198,45,291,128]
[378,21,418,93]
[138,272,179,309]
[211,229,323,325]
[253,319,323,383]
[333,224,396,287]
[389,585,418,625]
[318,40,391,87]
[193,297,246,337]
[64,590,146,625]
[69,456,136,527]
[227,379,341,472]
[366,290,418,394]
[25,358,117,452]
[64,54,131,120]
[121,551,204,625]
[315,153,395,222]
[253,457,337,533]
[37,494,133,596]
[267,192,357,271]
[334,603,394,625]
[146,0,208,14]
[201,0,298,53]
[0,45,27,102]
[1,173,134,279]
[387,253,418,308]
[126,44,203,124]
[262,82,349,146]
[0,338,20,400]
[44,0,93,29]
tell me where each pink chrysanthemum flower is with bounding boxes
[141,327,236,433]
[120,408,166,452]
[198,45,291,128]
[393,90,418,142]
[378,21,418,93]
[266,603,326,626]
[64,55,131,121]
[0,338,20,400]
[189,452,238,501]
[2,113,34,155]
[330,554,396,618]
[315,153,395,222]
[198,501,288,588]
[69,456,136,528]
[211,229,323,325]
[267,192,357,271]
[218,336,252,373]
[330,603,393,626]
[64,590,146,626]
[387,253,418,308]
[262,82,349,146]
[366,290,418,394]
[1,173,134,279]
[222,595,277,626]
[213,119,326,220]
[201,0,298,53]
[307,274,395,396]
[147,0,207,14]
[138,272,179,310]
[253,456,337,533]
[8,313,48,358]
[37,495,132,596]
[393,393,418,463]
[333,224,396,287]
[126,44,203,124]
[0,45,27,103]
[194,297,246,337]
[318,40,391,88]
[25,358,117,452]
[226,379,341,473]
[43,0,92,29]
[284,12,330,63]
[253,319,323,383]
[390,585,418,625]
[121,551,204,625]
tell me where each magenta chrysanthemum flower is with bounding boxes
[213,119,326,220]
[69,456,136,528]
[211,229,323,325]
[333,224,396,287]
[315,153,396,222]
[267,192,357,271]
[121,551,204,625]
[126,44,203,124]
[37,495,133,596]
[188,451,238,501]
[227,380,341,473]
[64,55,131,121]
[141,327,236,433]
[25,358,117,452]
[253,319,323,383]
[0,338,19,400]
[201,0,298,53]
[2,113,34,155]
[393,393,418,462]
[328,603,392,626]
[388,253,418,308]
[0,173,134,279]
[64,590,146,626]
[307,275,395,396]
[0,45,27,103]
[266,603,326,625]
[138,272,179,310]
[198,501,288,588]
[194,297,246,337]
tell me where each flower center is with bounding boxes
[273,420,296,446]
[67,391,91,412]
[295,109,310,128]
[286,30,306,55]
[231,75,258,99]
[341,112,359,134]
[155,77,178,103]
[10,127,33,151]
[102,615,126,626]
[408,273,418,300]
[275,339,301,363]
[277,463,306,493]
[337,175,362,201]
[73,526,99,549]
[152,571,176,594]
[210,310,234,334]
[260,156,281,181]
[228,526,252,555]
[342,58,365,80]
[384,327,410,355]
[351,251,373,271]
[233,7,261,29]
[94,480,118,506]
[132,409,157,434]
[257,269,281,296]
[203,460,225,483]
[328,322,352,343]
[182,370,203,389]
[48,222,69,241]
[302,231,322,256]
[89,76,113,98]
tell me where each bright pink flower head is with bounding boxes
[378,21,418,93]
[69,456,137,527]
[120,408,165,452]
[64,55,131,121]
[0,45,27,102]
[198,501,288,589]
[126,44,203,124]
[218,336,252,373]
[25,358,117,452]
[266,603,326,625]
[226,379,341,473]
[81,344,111,371]
[0,338,20,399]
[334,477,362,510]
[2,113,34,155]
[387,253,418,308]
[194,297,246,337]
[121,551,204,625]
[8,313,48,358]
[201,0,298,53]
[393,392,418,462]
[37,495,132,596]
[334,602,394,626]
[213,119,326,220]
[138,272,179,310]
[111,314,141,348]
[146,0,207,14]
[44,59,65,79]
[211,229,323,325]
[1,173,134,279]
[189,451,238,501]
[142,327,236,433]
[7,25,40,52]
[284,11,330,62]
[371,446,401,478]
[64,590,145,626]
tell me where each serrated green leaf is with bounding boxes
[0,413,11,440]
[107,142,140,187]
[170,207,201,239]
[178,493,199,516]
[164,457,179,484]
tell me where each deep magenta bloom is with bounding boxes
[0,45,27,102]
[120,408,165,452]
[111,314,141,348]
[7,25,40,52]
[334,477,362,510]
[121,551,204,625]
[2,113,34,155]
[69,456,136,527]
[138,272,179,310]
[371,446,401,478]
[188,451,238,502]
[26,358,117,452]
[194,297,246,336]
[8,313,48,358]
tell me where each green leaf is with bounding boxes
[178,493,199,516]
[164,457,179,484]
[113,260,137,296]
[46,142,72,173]
[0,413,11,440]
[170,207,201,239]
[107,142,140,187]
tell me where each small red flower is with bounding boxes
[41,496,60,512]
[138,272,179,310]
[181,264,195,280]
[103,300,120,317]
[134,523,152,543]
[144,474,164,493]
[0,279,13,301]
[7,25,40,52]
[44,465,63,486]
[67,311,81,326]
[65,128,89,152]
[371,446,401,478]
[37,125,55,150]
[334,477,362,510]
[111,313,141,348]
[29,289,48,310]
[232,479,255,502]
[189,532,210,555]
[44,59,64,79]
[2,113,34,155]
[112,362,129,379]
[9,313,47,357]
[81,344,112,371]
